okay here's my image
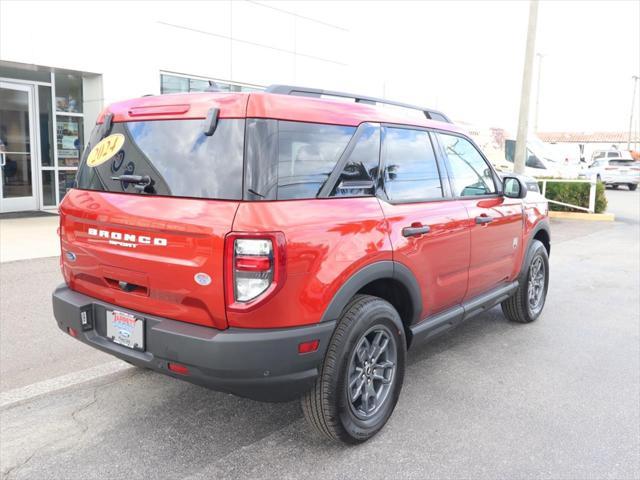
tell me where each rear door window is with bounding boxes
[437,133,496,197]
[382,127,443,202]
[77,119,245,199]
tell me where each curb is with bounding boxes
[549,211,615,221]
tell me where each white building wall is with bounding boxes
[0,0,349,121]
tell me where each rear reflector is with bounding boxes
[67,327,78,337]
[298,340,320,354]
[168,362,189,375]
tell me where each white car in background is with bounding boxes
[497,139,581,179]
[587,157,640,190]
[591,150,625,162]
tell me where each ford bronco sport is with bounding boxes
[52,85,550,443]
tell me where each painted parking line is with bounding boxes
[0,361,133,409]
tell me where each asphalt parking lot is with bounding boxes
[1,189,639,480]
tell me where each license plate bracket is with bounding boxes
[106,310,145,351]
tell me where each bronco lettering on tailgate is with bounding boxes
[87,228,167,248]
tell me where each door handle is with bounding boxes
[402,225,431,237]
[0,152,5,167]
[475,215,494,224]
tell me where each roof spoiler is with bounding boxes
[265,84,452,123]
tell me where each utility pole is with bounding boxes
[534,53,545,133]
[628,75,639,150]
[514,0,539,174]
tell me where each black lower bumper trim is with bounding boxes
[52,284,335,402]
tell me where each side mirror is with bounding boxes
[502,176,527,199]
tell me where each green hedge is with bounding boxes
[538,180,607,213]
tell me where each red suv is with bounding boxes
[52,85,550,443]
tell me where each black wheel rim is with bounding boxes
[347,325,397,420]
[527,256,546,315]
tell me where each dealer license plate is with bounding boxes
[106,310,144,351]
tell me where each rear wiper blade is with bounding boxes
[111,174,156,194]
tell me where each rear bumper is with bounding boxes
[52,284,334,402]
[602,175,639,184]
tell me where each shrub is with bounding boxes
[538,180,607,213]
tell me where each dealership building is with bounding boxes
[0,1,349,213]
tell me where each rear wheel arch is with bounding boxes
[319,261,422,343]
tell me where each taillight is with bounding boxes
[224,233,286,311]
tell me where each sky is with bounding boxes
[275,0,640,133]
[2,0,637,134]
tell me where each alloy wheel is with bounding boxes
[527,256,546,315]
[347,325,397,420]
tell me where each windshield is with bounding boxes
[76,119,245,200]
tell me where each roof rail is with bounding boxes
[264,84,452,123]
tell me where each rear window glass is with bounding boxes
[244,120,356,200]
[277,121,355,200]
[76,119,244,200]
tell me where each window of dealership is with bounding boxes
[0,61,100,213]
[160,71,262,95]
[0,62,263,213]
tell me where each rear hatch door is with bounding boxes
[60,95,247,329]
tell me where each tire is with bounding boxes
[302,294,406,443]
[501,239,549,324]
[628,184,637,191]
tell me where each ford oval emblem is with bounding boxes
[65,251,77,262]
[194,272,212,286]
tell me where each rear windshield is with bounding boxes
[76,119,245,200]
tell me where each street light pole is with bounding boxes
[534,53,545,133]
[514,0,539,175]
[628,75,639,151]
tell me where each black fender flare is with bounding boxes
[319,260,423,325]
[519,219,551,280]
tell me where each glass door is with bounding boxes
[0,81,38,212]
